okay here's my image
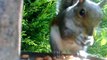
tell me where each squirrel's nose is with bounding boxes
[84,36,94,46]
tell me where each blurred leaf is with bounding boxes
[100,39,107,46]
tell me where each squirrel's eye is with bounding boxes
[79,9,85,16]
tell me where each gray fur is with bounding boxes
[50,0,105,58]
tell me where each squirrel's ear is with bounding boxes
[79,0,85,3]
[66,0,79,11]
[98,0,107,7]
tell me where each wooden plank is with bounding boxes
[21,52,107,60]
[0,0,23,60]
[21,52,53,60]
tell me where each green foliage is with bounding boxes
[22,0,107,57]
[88,28,107,57]
[21,0,56,53]
[100,4,107,28]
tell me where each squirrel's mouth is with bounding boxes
[81,36,94,46]
[76,33,94,47]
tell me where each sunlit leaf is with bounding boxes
[100,39,107,46]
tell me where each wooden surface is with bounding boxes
[0,0,23,60]
[21,52,107,60]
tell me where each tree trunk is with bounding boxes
[0,0,23,60]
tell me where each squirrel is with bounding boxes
[50,0,106,58]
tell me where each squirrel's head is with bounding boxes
[64,0,106,46]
